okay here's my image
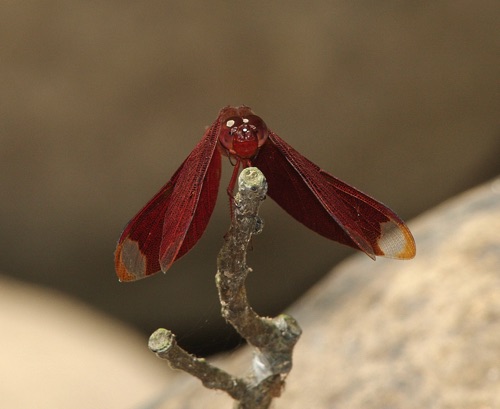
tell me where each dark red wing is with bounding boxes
[115,125,222,282]
[252,132,415,259]
[159,135,221,272]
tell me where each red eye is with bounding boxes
[245,115,269,148]
[218,116,242,153]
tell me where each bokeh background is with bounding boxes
[1,1,499,355]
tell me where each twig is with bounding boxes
[149,167,302,409]
[148,328,247,400]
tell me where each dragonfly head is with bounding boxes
[218,106,269,160]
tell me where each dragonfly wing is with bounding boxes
[253,132,415,259]
[115,124,222,281]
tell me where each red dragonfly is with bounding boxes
[115,106,415,282]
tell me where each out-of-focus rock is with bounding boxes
[153,177,500,408]
[2,178,498,408]
[0,277,175,408]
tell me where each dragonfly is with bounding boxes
[115,106,416,282]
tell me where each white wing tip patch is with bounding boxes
[115,238,147,281]
[378,221,416,259]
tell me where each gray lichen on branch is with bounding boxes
[149,167,302,409]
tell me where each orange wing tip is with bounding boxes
[377,221,416,260]
[114,238,148,282]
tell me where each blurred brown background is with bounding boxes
[1,1,499,355]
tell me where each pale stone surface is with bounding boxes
[152,177,500,408]
[2,178,498,408]
[0,277,174,408]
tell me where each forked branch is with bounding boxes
[149,167,301,409]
